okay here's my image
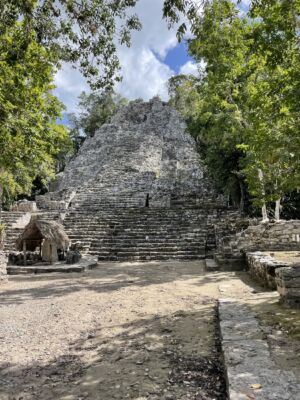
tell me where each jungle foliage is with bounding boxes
[168,0,300,219]
[0,20,71,207]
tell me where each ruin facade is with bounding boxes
[1,98,300,271]
[33,97,240,261]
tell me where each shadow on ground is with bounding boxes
[0,307,228,400]
[0,261,228,305]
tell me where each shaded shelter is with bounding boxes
[16,220,70,264]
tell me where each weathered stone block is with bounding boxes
[0,251,8,284]
[11,200,37,212]
[275,266,300,307]
[247,252,289,290]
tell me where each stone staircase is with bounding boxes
[0,212,29,252]
[2,99,245,263]
[63,205,214,261]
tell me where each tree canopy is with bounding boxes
[168,0,300,219]
[0,20,71,207]
[0,0,142,90]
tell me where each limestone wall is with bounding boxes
[247,252,289,290]
[246,252,300,307]
[0,251,8,284]
[276,266,300,307]
[54,98,213,199]
[217,220,300,263]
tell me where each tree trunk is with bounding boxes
[275,198,281,221]
[0,182,3,223]
[258,168,269,222]
[239,180,245,213]
[261,204,268,222]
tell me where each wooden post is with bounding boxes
[23,240,27,266]
[39,241,42,260]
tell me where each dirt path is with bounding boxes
[1,261,299,400]
[0,261,227,400]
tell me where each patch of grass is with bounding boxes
[255,301,300,340]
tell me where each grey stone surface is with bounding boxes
[0,251,8,283]
[247,252,289,290]
[7,256,97,275]
[217,221,300,267]
[66,250,82,264]
[36,189,76,211]
[276,265,300,307]
[205,258,219,271]
[56,98,212,199]
[11,200,37,212]
[219,298,300,400]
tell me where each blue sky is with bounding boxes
[54,0,250,115]
[161,42,192,73]
[54,0,197,114]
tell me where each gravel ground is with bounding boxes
[0,261,228,400]
[1,261,299,400]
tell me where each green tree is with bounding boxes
[169,0,300,219]
[0,21,71,208]
[0,0,141,90]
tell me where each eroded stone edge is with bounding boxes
[218,296,300,400]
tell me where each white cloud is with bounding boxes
[54,64,89,113]
[179,59,206,77]
[116,47,173,101]
[115,0,181,100]
[54,0,188,112]
[179,61,198,76]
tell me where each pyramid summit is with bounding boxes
[55,97,213,203]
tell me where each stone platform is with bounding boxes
[219,299,300,400]
[276,265,300,308]
[7,256,98,275]
[247,251,300,307]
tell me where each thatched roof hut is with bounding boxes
[16,220,70,252]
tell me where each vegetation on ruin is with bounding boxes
[68,90,128,154]
[0,223,5,249]
[168,0,300,219]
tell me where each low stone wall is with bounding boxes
[0,251,8,284]
[276,266,300,308]
[247,252,289,290]
[11,200,37,212]
[213,212,252,269]
[36,188,76,211]
[216,220,300,267]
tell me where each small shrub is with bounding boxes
[0,223,5,250]
[0,223,5,234]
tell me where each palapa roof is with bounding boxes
[16,220,70,251]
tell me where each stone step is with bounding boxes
[97,254,205,261]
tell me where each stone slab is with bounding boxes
[7,256,98,275]
[205,258,219,271]
[219,298,300,400]
[0,251,8,284]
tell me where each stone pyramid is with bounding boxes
[53,97,215,207]
[34,98,230,261]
